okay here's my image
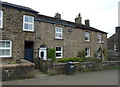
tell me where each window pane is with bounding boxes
[0,11,1,18]
[85,37,88,40]
[5,49,10,55]
[6,41,10,47]
[55,33,61,38]
[0,20,1,26]
[25,16,29,22]
[28,24,32,30]
[0,49,4,56]
[24,23,33,30]
[56,53,61,57]
[25,23,29,29]
[28,17,33,23]
[56,47,61,51]
[85,48,90,57]
[85,32,89,37]
[85,32,90,41]
[25,16,33,23]
[0,41,5,47]
[56,27,61,32]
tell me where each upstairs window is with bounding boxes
[0,10,3,28]
[98,34,102,43]
[56,46,63,58]
[0,40,12,57]
[85,32,90,42]
[85,48,90,57]
[23,15,34,31]
[55,27,63,39]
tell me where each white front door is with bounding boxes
[39,48,47,60]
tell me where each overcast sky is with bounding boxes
[2,0,119,37]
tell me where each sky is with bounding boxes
[2,0,119,38]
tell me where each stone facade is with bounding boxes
[108,27,120,61]
[108,27,120,52]
[1,1,107,64]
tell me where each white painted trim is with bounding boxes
[55,46,63,58]
[23,15,34,32]
[55,27,63,39]
[0,10,3,28]
[85,32,90,42]
[98,34,102,43]
[85,48,90,57]
[0,40,12,57]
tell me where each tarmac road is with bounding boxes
[2,70,119,85]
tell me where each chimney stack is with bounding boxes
[75,13,82,24]
[116,26,120,33]
[85,19,90,27]
[54,13,61,19]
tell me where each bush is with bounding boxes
[84,57,102,62]
[56,57,102,63]
[77,51,85,57]
[56,57,85,63]
[48,48,55,60]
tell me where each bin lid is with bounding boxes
[67,62,74,64]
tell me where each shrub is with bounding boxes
[56,57,102,63]
[56,57,85,63]
[84,57,102,62]
[48,48,55,60]
[77,51,85,57]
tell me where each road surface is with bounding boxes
[2,70,119,85]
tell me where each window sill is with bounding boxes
[56,57,62,58]
[23,30,35,33]
[54,38,63,40]
[85,41,90,43]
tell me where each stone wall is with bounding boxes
[35,21,107,59]
[2,6,37,61]
[39,59,119,75]
[1,61,35,81]
[2,4,107,63]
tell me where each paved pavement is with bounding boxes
[2,70,119,85]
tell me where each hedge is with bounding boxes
[56,57,102,63]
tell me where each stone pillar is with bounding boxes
[47,59,53,74]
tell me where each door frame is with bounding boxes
[39,45,47,60]
[24,41,34,62]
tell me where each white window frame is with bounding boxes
[23,15,34,32]
[55,27,63,39]
[0,40,12,57]
[98,34,102,43]
[0,10,3,28]
[85,32,90,42]
[55,46,63,58]
[85,48,90,57]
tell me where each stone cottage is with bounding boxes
[0,1,107,64]
[108,27,120,60]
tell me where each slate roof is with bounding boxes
[0,1,39,13]
[0,1,107,34]
[37,14,108,34]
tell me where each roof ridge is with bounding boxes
[0,1,38,13]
